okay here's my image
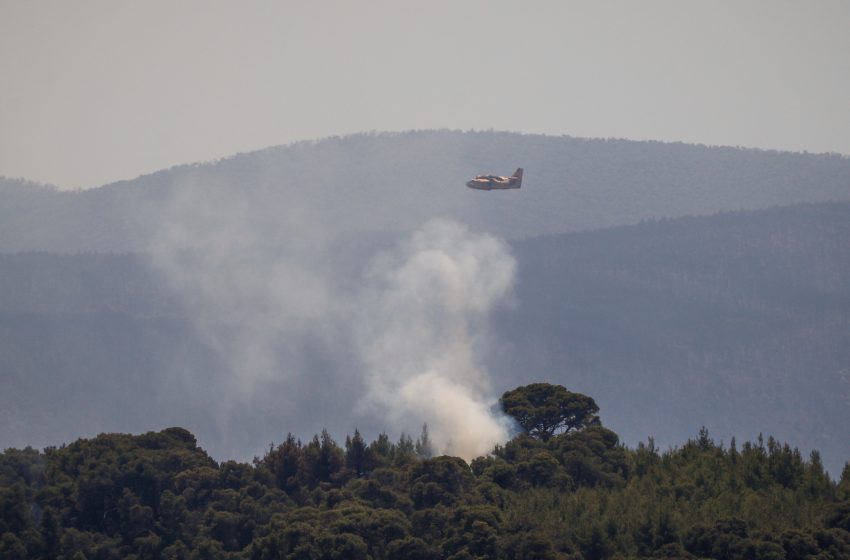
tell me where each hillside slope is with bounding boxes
[1,202,848,473]
[493,202,850,472]
[2,131,849,252]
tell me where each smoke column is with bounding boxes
[357,219,515,459]
[148,174,515,460]
[147,175,336,393]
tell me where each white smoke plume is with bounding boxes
[148,175,336,395]
[148,174,515,461]
[357,219,516,459]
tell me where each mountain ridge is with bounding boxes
[2,130,849,253]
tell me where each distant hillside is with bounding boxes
[492,201,850,473]
[2,130,850,252]
[1,201,848,474]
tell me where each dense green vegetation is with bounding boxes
[2,384,848,559]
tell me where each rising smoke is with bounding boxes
[357,219,516,459]
[148,175,515,460]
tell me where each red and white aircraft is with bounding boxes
[466,168,523,191]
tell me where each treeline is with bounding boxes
[1,384,849,559]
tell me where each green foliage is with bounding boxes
[500,383,600,440]
[2,400,849,558]
[409,457,473,509]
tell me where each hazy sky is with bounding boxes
[2,0,848,189]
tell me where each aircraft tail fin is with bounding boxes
[513,168,523,188]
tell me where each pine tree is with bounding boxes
[415,424,434,459]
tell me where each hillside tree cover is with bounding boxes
[1,384,849,559]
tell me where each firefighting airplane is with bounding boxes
[466,168,523,190]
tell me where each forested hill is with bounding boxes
[2,130,850,252]
[2,386,850,559]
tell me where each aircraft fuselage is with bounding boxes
[466,168,523,190]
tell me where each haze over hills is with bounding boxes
[2,130,850,252]
[5,3,850,555]
[1,129,849,476]
[494,203,850,470]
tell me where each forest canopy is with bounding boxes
[1,384,849,559]
[500,383,600,440]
